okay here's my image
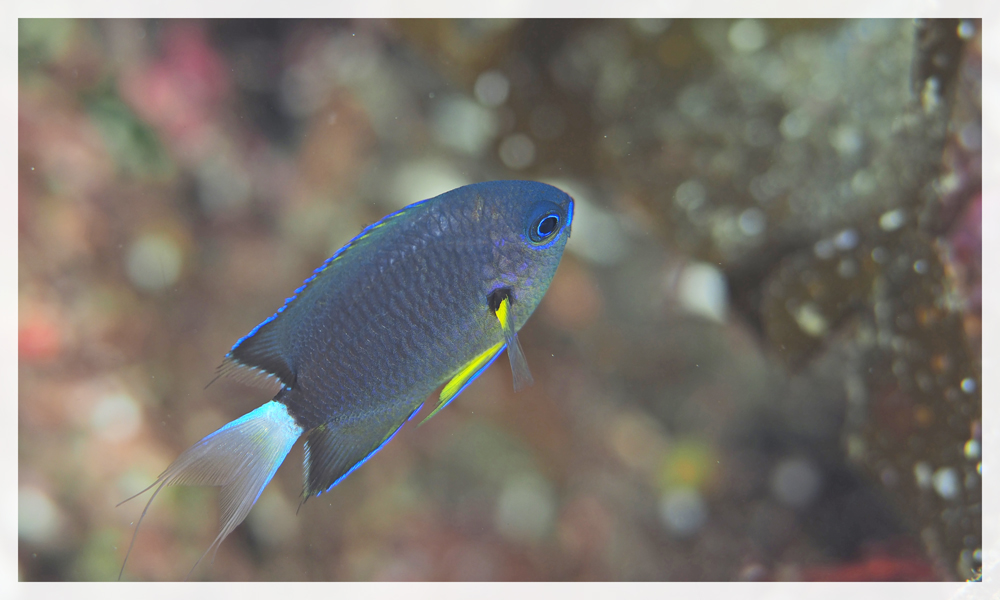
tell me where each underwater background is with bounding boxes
[17,18,982,581]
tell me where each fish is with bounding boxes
[118,180,575,579]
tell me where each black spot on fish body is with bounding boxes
[487,287,514,314]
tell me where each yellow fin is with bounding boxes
[496,296,534,392]
[420,340,505,425]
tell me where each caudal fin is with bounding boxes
[118,400,303,580]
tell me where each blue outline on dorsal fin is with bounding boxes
[220,199,432,385]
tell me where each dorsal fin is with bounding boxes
[215,350,289,393]
[219,199,431,389]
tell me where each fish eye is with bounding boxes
[530,213,560,243]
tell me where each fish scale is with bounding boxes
[119,180,574,579]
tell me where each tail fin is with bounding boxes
[118,400,303,580]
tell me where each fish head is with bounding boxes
[470,180,575,324]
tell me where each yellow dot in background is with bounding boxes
[659,438,716,491]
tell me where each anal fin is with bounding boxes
[301,402,423,500]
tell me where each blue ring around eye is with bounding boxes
[531,214,560,242]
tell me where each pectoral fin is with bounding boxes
[420,291,535,427]
[494,295,534,392]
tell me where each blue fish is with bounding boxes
[120,180,574,578]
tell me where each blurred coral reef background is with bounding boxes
[18,19,981,581]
